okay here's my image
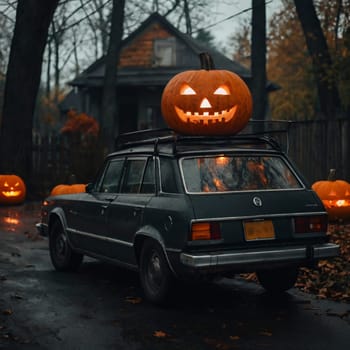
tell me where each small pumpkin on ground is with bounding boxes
[50,183,86,196]
[0,174,26,205]
[161,52,252,135]
[312,169,350,221]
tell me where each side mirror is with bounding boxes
[85,183,94,193]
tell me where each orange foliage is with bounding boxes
[266,0,350,120]
[61,109,99,137]
[296,224,350,303]
[39,90,66,128]
[267,2,316,120]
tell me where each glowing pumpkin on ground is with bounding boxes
[0,175,26,205]
[161,52,252,135]
[50,184,86,196]
[312,169,350,221]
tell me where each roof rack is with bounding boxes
[115,128,175,150]
[115,122,290,154]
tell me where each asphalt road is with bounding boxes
[1,202,350,350]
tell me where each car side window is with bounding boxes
[121,159,147,193]
[140,158,155,194]
[160,158,179,193]
[98,159,124,193]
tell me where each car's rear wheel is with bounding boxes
[256,266,299,294]
[139,240,175,305]
[49,220,83,271]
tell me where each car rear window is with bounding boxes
[180,155,302,193]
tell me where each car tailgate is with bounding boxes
[189,190,324,218]
[188,190,327,244]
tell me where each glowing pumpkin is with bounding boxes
[0,174,26,205]
[50,184,86,196]
[312,169,350,221]
[161,52,252,135]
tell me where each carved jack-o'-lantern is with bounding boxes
[0,175,26,205]
[161,52,252,135]
[312,169,350,221]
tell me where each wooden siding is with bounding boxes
[119,22,172,68]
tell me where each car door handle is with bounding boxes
[101,204,109,215]
[133,207,142,216]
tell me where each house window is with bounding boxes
[138,106,164,130]
[153,38,176,66]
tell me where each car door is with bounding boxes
[105,156,155,265]
[68,157,125,257]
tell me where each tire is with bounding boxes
[139,240,175,305]
[49,220,83,272]
[256,267,299,294]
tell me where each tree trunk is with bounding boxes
[251,0,267,121]
[46,40,52,97]
[0,0,59,181]
[52,21,61,104]
[294,0,341,120]
[100,0,125,153]
[183,0,192,35]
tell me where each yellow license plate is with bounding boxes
[244,220,275,241]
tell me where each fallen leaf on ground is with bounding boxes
[259,330,272,337]
[2,309,13,315]
[153,330,168,338]
[229,335,240,340]
[242,224,350,303]
[124,296,142,304]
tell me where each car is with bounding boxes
[37,129,339,305]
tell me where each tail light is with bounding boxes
[294,215,328,233]
[190,222,221,241]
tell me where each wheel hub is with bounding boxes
[148,252,162,288]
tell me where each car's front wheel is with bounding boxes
[139,240,175,305]
[49,220,83,271]
[256,266,299,294]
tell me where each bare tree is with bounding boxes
[100,0,125,153]
[51,3,69,102]
[0,0,59,179]
[81,0,113,58]
[294,0,341,119]
[251,0,267,121]
[0,10,13,76]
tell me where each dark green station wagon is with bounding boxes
[37,129,339,304]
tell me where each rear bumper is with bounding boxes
[180,243,340,270]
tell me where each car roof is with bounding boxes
[108,128,285,159]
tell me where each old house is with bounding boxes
[63,12,276,135]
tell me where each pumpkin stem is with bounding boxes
[328,168,336,181]
[199,52,215,70]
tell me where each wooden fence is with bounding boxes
[241,119,350,184]
[31,134,103,196]
[286,119,349,184]
[31,120,350,195]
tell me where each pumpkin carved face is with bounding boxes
[312,169,350,221]
[161,53,252,135]
[0,175,26,205]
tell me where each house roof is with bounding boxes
[70,13,262,89]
